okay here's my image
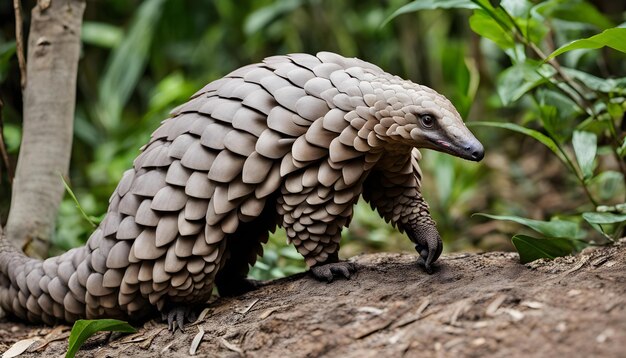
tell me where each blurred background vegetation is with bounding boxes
[0,0,624,279]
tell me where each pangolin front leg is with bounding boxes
[363,149,442,273]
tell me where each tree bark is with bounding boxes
[5,0,85,258]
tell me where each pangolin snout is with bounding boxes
[465,140,484,161]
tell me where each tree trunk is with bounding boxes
[5,0,85,258]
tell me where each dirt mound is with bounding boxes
[1,240,625,357]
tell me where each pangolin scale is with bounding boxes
[0,52,483,326]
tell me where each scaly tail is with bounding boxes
[0,237,93,324]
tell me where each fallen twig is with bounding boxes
[391,298,431,329]
[189,327,205,355]
[220,337,243,355]
[235,299,259,315]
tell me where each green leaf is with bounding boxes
[244,0,304,35]
[572,131,597,180]
[382,0,478,27]
[469,9,515,49]
[588,170,625,201]
[496,62,548,105]
[2,124,21,153]
[536,88,582,127]
[561,67,626,95]
[511,235,577,263]
[66,319,136,358]
[538,104,561,141]
[582,212,626,224]
[468,122,569,165]
[532,0,613,30]
[475,213,582,239]
[546,27,626,60]
[81,22,123,48]
[96,0,166,132]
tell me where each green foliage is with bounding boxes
[66,319,136,358]
[390,0,626,262]
[547,28,626,60]
[572,130,597,180]
[96,0,167,132]
[511,235,577,264]
[475,213,584,239]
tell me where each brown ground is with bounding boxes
[1,239,625,358]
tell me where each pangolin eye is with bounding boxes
[420,114,435,128]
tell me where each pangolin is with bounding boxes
[0,52,483,329]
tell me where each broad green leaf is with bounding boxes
[532,0,613,30]
[496,62,547,105]
[382,0,478,27]
[511,235,577,263]
[66,319,136,358]
[475,213,582,239]
[469,9,515,49]
[561,67,626,95]
[81,22,123,48]
[572,131,597,180]
[588,170,625,201]
[538,105,562,141]
[582,212,626,224]
[536,88,581,126]
[97,0,166,132]
[546,27,626,60]
[468,122,569,165]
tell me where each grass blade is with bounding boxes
[60,175,97,228]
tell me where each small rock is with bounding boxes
[567,289,581,297]
[471,337,486,346]
[596,328,614,343]
[520,301,544,309]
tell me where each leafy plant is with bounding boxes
[387,0,626,262]
[66,319,136,358]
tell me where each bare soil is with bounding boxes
[1,240,625,358]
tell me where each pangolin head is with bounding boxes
[370,81,484,162]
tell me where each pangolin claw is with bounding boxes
[408,224,443,274]
[163,306,197,332]
[310,261,358,282]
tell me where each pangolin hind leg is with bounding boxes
[278,182,360,282]
[214,238,264,297]
[309,252,357,282]
[214,196,280,296]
